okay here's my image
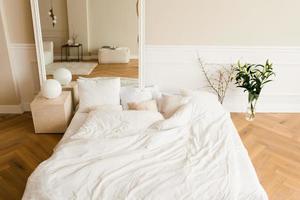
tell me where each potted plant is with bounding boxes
[235,60,275,121]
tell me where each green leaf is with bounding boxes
[235,59,275,95]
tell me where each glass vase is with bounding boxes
[245,99,257,121]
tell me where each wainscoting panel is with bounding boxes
[9,43,40,112]
[42,30,68,55]
[144,45,300,112]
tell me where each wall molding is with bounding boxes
[145,45,300,65]
[8,43,39,114]
[145,45,300,112]
[0,105,24,114]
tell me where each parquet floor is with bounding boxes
[232,113,300,200]
[0,113,62,200]
[82,59,138,79]
[47,59,139,81]
[0,113,299,199]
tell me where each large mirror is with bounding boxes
[31,0,144,87]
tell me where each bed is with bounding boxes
[23,78,268,200]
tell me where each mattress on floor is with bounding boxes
[24,98,267,199]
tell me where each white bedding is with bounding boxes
[23,96,268,200]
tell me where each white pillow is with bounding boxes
[78,78,121,112]
[120,87,153,109]
[152,102,193,130]
[143,85,162,99]
[158,95,190,118]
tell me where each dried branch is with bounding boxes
[198,58,235,104]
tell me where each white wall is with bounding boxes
[145,45,300,112]
[67,0,89,55]
[9,44,40,111]
[1,0,34,43]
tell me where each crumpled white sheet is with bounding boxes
[23,96,268,200]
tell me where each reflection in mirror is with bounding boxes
[38,0,139,84]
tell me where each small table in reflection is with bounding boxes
[61,43,83,62]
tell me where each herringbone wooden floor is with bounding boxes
[232,113,300,200]
[0,113,299,199]
[0,113,62,200]
[47,59,139,81]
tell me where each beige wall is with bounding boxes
[67,0,89,54]
[0,10,20,105]
[88,0,138,56]
[146,0,300,46]
[39,0,69,55]
[0,0,38,108]
[2,0,34,43]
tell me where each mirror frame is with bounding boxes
[30,0,145,88]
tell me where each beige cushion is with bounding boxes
[128,100,158,112]
[120,87,152,110]
[158,95,190,118]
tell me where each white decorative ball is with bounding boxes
[42,79,62,99]
[53,68,72,86]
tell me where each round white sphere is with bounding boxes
[42,79,62,99]
[53,68,72,86]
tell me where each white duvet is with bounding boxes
[23,96,268,200]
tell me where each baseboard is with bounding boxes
[0,105,24,114]
[54,55,96,61]
[54,55,138,61]
[223,94,300,113]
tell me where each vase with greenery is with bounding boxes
[235,60,275,121]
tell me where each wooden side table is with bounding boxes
[30,91,73,133]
